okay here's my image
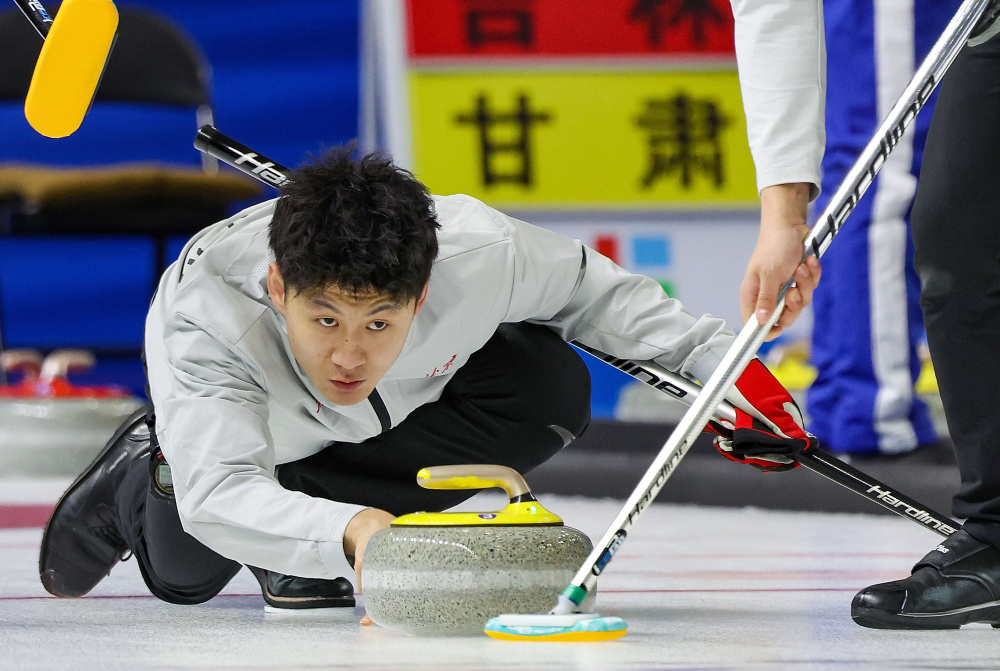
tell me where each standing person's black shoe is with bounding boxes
[247,566,355,610]
[39,410,152,597]
[852,529,1000,629]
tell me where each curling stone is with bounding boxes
[0,349,143,476]
[362,465,595,636]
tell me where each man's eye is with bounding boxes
[318,317,337,327]
[368,321,388,331]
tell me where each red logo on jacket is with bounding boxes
[426,354,458,378]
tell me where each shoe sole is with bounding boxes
[38,408,149,597]
[853,602,1000,630]
[247,566,356,610]
[263,604,357,617]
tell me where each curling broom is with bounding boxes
[13,0,118,138]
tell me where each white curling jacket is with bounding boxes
[145,195,736,581]
[731,0,826,197]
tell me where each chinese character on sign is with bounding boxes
[629,0,727,49]
[455,93,553,187]
[635,93,730,189]
[464,0,535,49]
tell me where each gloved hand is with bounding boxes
[706,359,817,472]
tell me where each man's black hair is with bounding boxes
[269,146,440,303]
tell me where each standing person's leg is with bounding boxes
[807,0,939,456]
[912,42,1000,551]
[809,172,935,458]
[853,35,1000,628]
[278,322,591,515]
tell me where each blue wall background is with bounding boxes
[0,0,361,395]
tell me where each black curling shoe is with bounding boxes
[248,566,355,610]
[852,529,1000,629]
[39,411,151,597]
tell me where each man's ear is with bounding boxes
[267,263,288,314]
[413,282,429,316]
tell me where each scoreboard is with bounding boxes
[365,0,758,209]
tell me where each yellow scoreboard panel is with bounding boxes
[409,70,758,208]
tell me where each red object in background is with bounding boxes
[0,376,130,399]
[408,0,735,59]
[0,349,130,399]
[595,235,621,265]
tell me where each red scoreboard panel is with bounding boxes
[407,0,736,59]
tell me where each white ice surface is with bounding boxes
[0,477,74,504]
[2,489,998,670]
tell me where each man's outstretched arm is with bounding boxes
[730,0,826,335]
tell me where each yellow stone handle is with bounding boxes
[416,465,532,500]
[394,465,562,527]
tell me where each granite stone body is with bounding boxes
[363,525,594,636]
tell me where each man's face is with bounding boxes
[267,263,426,406]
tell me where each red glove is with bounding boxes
[707,359,817,472]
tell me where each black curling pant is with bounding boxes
[910,35,1000,549]
[115,323,592,604]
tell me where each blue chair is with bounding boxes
[0,7,262,395]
